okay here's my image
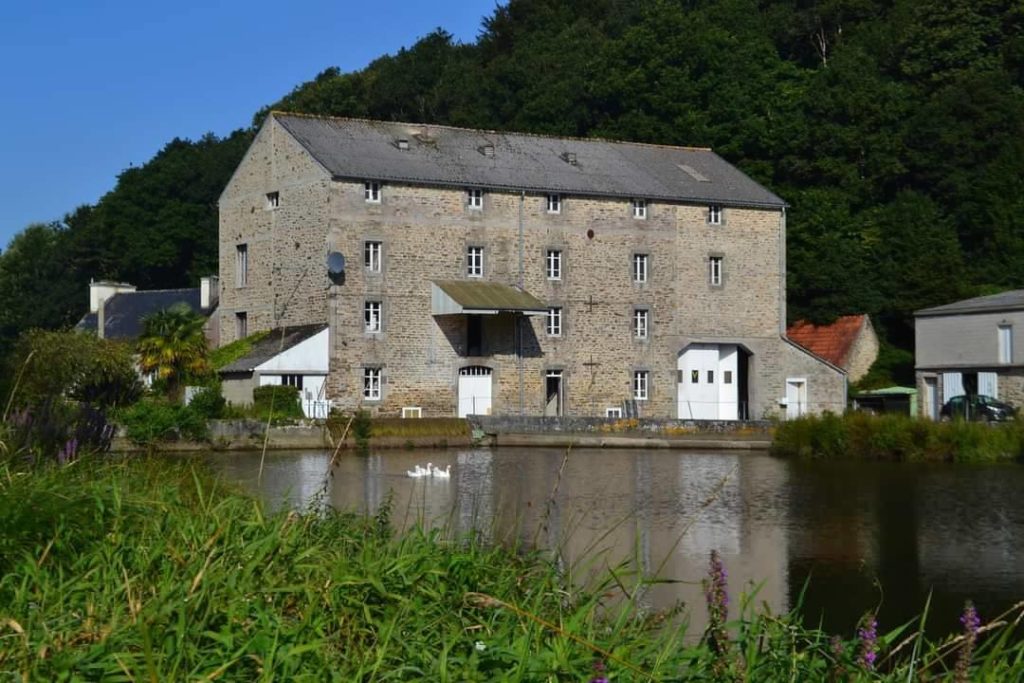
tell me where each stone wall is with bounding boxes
[470,415,772,435]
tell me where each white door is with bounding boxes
[942,372,964,402]
[923,377,938,420]
[718,345,739,420]
[979,372,998,398]
[785,379,807,419]
[458,367,492,417]
[677,344,739,420]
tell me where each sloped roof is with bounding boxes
[916,290,1024,317]
[273,113,786,209]
[433,280,546,314]
[88,288,207,340]
[787,315,867,369]
[219,324,328,374]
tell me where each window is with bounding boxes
[708,204,723,225]
[546,194,561,214]
[633,309,649,339]
[364,241,382,273]
[364,301,382,333]
[467,188,483,209]
[235,312,247,339]
[235,244,248,287]
[632,198,647,219]
[546,307,562,337]
[363,368,381,400]
[402,406,422,418]
[266,191,279,209]
[467,246,484,277]
[282,374,303,390]
[709,256,723,286]
[633,370,649,401]
[364,181,381,203]
[606,407,623,418]
[633,253,648,283]
[546,249,562,280]
[999,324,1013,364]
[724,371,733,384]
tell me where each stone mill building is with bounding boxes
[218,112,845,419]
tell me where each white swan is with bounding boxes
[431,464,451,478]
[406,464,428,478]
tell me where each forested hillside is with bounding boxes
[2,0,1022,374]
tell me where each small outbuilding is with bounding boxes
[787,314,879,384]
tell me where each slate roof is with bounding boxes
[787,315,868,369]
[77,288,207,340]
[219,324,328,374]
[272,113,786,209]
[916,290,1024,317]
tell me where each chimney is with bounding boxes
[200,276,220,310]
[89,280,135,339]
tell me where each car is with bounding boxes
[939,394,1018,422]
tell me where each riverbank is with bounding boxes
[3,456,1020,680]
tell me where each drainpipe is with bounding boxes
[518,190,525,414]
[778,207,787,336]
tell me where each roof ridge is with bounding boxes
[270,110,713,153]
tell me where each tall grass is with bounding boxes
[2,457,1024,680]
[772,412,1024,462]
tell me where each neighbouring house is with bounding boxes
[76,277,220,345]
[218,324,329,418]
[217,112,846,419]
[915,290,1024,419]
[786,314,879,384]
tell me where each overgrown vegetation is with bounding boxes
[771,412,1024,462]
[209,330,270,370]
[2,456,1023,679]
[115,398,209,445]
[250,384,304,422]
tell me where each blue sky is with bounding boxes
[0,0,499,247]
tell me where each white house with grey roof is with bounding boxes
[916,290,1024,418]
[217,112,845,419]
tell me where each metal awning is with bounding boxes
[431,280,547,316]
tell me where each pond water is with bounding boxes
[204,447,1024,637]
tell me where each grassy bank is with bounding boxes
[2,458,1023,680]
[771,412,1024,462]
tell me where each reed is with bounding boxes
[2,457,1023,680]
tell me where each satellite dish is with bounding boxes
[327,251,345,275]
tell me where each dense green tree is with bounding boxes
[136,304,211,400]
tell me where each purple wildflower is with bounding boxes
[703,549,731,666]
[589,659,608,683]
[857,614,878,670]
[955,601,981,683]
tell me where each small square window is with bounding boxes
[364,181,381,203]
[467,246,484,277]
[364,301,382,333]
[709,256,723,286]
[235,244,248,287]
[235,311,248,339]
[467,188,484,209]
[364,241,382,273]
[546,249,562,280]
[633,254,648,283]
[363,367,381,400]
[606,407,623,418]
[707,370,714,383]
[724,371,733,384]
[708,205,723,225]
[633,309,649,339]
[632,198,647,219]
[633,370,649,401]
[546,307,562,337]
[266,192,280,209]
[546,194,561,214]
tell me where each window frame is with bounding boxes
[467,188,484,210]
[265,191,280,210]
[606,407,623,418]
[632,198,647,219]
[364,181,382,204]
[281,374,303,390]
[364,240,382,273]
[364,301,382,333]
[235,244,248,288]
[708,204,723,225]
[235,311,247,339]
[363,367,382,401]
[467,245,484,278]
[633,253,649,284]
[999,324,1014,364]
[633,308,649,340]
[546,193,561,214]
[546,249,562,281]
[546,307,563,337]
[633,370,649,401]
[709,255,724,287]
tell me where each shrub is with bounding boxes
[188,385,226,419]
[252,384,304,421]
[3,399,114,466]
[116,398,208,445]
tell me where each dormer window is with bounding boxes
[266,192,279,209]
[397,138,410,151]
[546,194,561,214]
[467,188,483,210]
[364,182,381,203]
[708,204,723,225]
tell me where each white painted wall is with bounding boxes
[254,328,329,373]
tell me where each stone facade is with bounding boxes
[219,115,847,419]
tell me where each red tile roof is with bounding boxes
[786,315,867,369]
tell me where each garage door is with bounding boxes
[458,366,492,417]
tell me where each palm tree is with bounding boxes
[136,304,210,399]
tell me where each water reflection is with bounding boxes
[203,448,1024,636]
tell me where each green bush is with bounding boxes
[188,385,226,419]
[251,384,304,421]
[116,398,208,444]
